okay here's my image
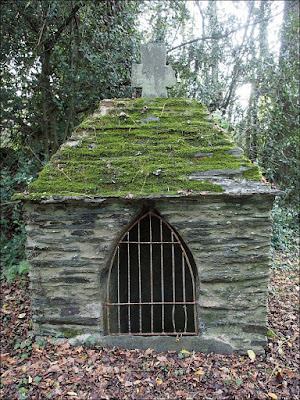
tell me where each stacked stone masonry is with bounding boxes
[24,194,274,354]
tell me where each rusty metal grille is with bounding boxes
[104,210,198,336]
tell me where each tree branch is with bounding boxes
[168,1,298,53]
[47,3,81,50]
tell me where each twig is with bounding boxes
[266,364,279,384]
[57,167,72,181]
[160,103,166,117]
[140,172,149,194]
[1,201,21,207]
[26,142,43,165]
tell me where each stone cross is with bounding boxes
[131,43,176,97]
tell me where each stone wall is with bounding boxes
[24,194,274,354]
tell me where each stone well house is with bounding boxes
[19,98,280,354]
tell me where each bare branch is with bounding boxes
[168,1,298,53]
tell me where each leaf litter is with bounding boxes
[1,248,299,400]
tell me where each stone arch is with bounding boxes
[105,209,198,336]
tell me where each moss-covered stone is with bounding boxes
[20,98,263,200]
[63,328,83,338]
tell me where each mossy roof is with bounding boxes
[18,98,275,201]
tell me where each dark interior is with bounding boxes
[107,211,197,335]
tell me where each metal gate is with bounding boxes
[104,210,197,336]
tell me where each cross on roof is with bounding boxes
[131,43,176,98]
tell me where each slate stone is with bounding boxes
[61,307,80,317]
[25,196,274,354]
[194,152,214,158]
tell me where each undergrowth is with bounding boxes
[0,150,39,282]
[271,197,299,252]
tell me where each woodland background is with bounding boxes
[1,0,299,280]
[0,1,299,399]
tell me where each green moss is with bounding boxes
[24,98,262,199]
[63,328,83,338]
[242,166,262,181]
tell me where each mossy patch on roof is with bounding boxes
[19,98,262,200]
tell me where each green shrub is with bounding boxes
[0,150,39,281]
[271,198,299,251]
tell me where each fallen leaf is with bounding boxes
[17,313,26,319]
[157,356,168,362]
[2,308,12,314]
[247,350,256,361]
[46,365,62,374]
[268,394,278,400]
[67,392,78,397]
[194,370,205,375]
[61,341,70,350]
[180,349,190,355]
[0,354,11,363]
[156,378,163,385]
[145,348,153,356]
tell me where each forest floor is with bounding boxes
[1,248,299,400]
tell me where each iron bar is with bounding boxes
[104,301,198,306]
[109,332,198,336]
[171,232,176,333]
[117,247,120,334]
[119,241,179,244]
[160,219,164,333]
[138,221,142,333]
[127,231,131,333]
[149,214,153,333]
[182,253,187,333]
[106,303,110,335]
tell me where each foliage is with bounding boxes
[232,1,300,205]
[1,0,142,280]
[0,150,39,282]
[140,1,299,206]
[271,199,299,251]
[1,0,142,157]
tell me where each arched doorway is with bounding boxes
[105,210,198,336]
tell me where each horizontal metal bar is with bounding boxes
[119,241,180,244]
[104,301,198,306]
[109,332,198,336]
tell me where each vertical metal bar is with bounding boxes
[107,305,110,335]
[160,219,164,333]
[192,270,197,334]
[185,257,197,335]
[171,232,176,333]
[138,221,142,333]
[182,253,187,333]
[117,247,121,334]
[149,213,153,333]
[127,231,131,333]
